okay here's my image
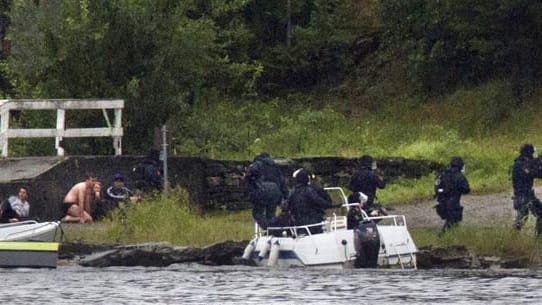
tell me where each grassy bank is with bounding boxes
[65,81,542,264]
[65,189,254,248]
[413,223,542,265]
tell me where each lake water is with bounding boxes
[2,264,541,304]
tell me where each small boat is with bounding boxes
[0,220,61,242]
[0,241,59,268]
[243,187,417,269]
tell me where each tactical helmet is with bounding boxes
[258,152,270,159]
[292,168,310,185]
[520,144,535,158]
[450,156,464,169]
[253,152,271,162]
[359,155,374,168]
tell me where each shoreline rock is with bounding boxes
[60,241,531,269]
[61,240,249,268]
[416,245,535,269]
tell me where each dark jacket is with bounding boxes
[512,155,536,195]
[106,186,133,203]
[288,184,332,227]
[133,158,162,192]
[349,166,386,206]
[255,156,289,199]
[252,156,289,199]
[439,166,470,208]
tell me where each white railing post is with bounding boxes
[1,109,9,157]
[161,124,169,194]
[0,99,124,157]
[113,108,122,155]
[55,109,65,156]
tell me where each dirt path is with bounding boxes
[390,186,542,229]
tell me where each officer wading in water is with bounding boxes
[512,144,542,236]
[434,156,470,234]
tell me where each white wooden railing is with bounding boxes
[0,99,124,157]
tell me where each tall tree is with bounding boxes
[379,0,542,98]
[244,0,374,94]
[5,0,261,153]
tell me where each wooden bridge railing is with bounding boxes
[0,99,124,157]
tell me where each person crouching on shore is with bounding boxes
[61,172,98,224]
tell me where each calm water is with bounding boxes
[2,264,541,304]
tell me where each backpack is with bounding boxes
[434,168,455,201]
[132,161,161,190]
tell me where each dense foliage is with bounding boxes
[378,0,542,97]
[0,0,370,154]
[3,0,263,153]
[0,0,540,159]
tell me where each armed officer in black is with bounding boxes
[349,155,386,215]
[436,156,470,233]
[245,153,287,229]
[512,144,542,236]
[288,168,332,234]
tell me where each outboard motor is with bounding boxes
[353,220,380,268]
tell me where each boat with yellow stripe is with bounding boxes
[0,241,59,268]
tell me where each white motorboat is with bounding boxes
[243,187,417,269]
[0,220,61,242]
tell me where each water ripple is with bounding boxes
[1,265,541,304]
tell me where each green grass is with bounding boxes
[76,188,254,247]
[172,80,542,207]
[412,220,542,265]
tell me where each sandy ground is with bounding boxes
[391,186,542,229]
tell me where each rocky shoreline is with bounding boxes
[58,241,533,269]
[58,187,542,270]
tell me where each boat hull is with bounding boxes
[251,230,354,267]
[248,220,417,269]
[0,242,59,268]
[0,221,60,242]
[245,187,418,269]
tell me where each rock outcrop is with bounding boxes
[417,245,532,269]
[62,241,528,269]
[417,245,483,269]
[71,241,248,268]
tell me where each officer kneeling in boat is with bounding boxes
[288,168,333,235]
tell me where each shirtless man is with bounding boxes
[61,173,98,224]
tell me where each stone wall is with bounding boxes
[0,156,442,221]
